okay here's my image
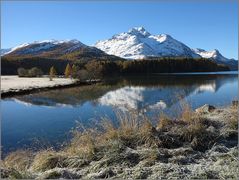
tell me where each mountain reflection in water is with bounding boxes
[13,74,237,110]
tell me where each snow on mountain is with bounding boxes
[1,39,99,58]
[1,39,86,56]
[194,82,216,93]
[94,27,236,63]
[2,28,235,64]
[99,86,145,110]
[192,48,229,62]
[1,48,12,55]
[98,85,186,112]
[95,27,201,59]
[4,39,85,55]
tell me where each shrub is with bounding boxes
[28,67,43,77]
[17,68,28,77]
[77,69,90,82]
[17,67,43,77]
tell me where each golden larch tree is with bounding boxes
[49,66,57,81]
[64,63,72,78]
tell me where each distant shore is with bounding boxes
[156,70,238,75]
[1,76,100,98]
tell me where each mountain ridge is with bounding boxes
[1,27,237,74]
[2,39,122,63]
[95,27,236,63]
[2,27,236,62]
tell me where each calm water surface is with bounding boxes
[2,72,238,155]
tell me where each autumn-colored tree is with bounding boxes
[49,66,57,81]
[64,63,72,78]
[75,69,88,82]
[72,64,78,78]
[85,60,103,81]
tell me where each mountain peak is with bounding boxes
[95,27,201,59]
[2,39,91,57]
[128,27,151,37]
[192,48,230,62]
[1,39,85,56]
[212,49,220,54]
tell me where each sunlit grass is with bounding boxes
[2,101,238,178]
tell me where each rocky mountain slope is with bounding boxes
[2,39,120,61]
[1,39,122,75]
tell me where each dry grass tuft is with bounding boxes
[157,113,174,131]
[177,94,205,125]
[100,119,118,143]
[65,109,159,160]
[117,110,140,136]
[181,123,207,142]
[180,122,214,151]
[66,130,97,160]
[227,105,238,130]
[100,110,158,148]
[180,104,197,123]
[3,103,234,177]
[31,150,66,172]
[138,120,158,147]
[3,150,34,172]
[140,148,160,166]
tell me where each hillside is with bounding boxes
[1,30,237,75]
[1,40,122,75]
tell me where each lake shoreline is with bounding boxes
[1,104,238,179]
[1,76,101,98]
[1,71,237,98]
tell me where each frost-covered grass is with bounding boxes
[1,76,77,93]
[1,104,238,179]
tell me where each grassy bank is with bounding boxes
[1,103,238,179]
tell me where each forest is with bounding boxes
[2,56,230,77]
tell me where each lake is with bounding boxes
[1,72,238,156]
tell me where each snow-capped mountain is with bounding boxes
[2,28,237,72]
[192,48,238,70]
[192,48,230,62]
[95,27,237,65]
[2,39,123,62]
[1,40,90,58]
[2,28,235,63]
[1,39,123,75]
[95,27,201,59]
[4,40,92,56]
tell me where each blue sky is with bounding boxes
[1,0,238,59]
